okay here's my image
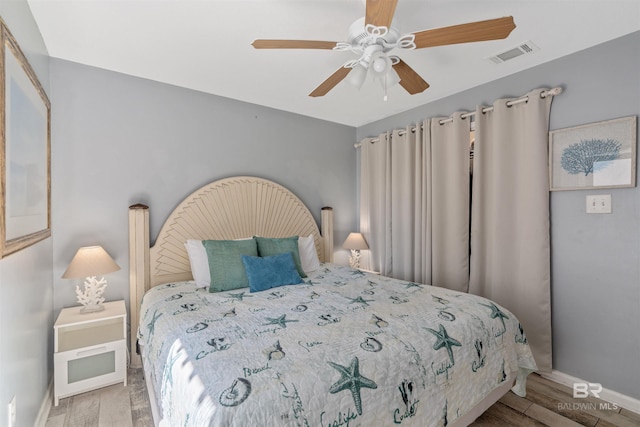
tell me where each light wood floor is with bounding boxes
[472,374,640,426]
[46,369,639,426]
[45,367,153,427]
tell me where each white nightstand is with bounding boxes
[54,300,127,405]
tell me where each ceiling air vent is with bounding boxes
[487,41,539,64]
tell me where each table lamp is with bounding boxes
[62,245,121,313]
[343,232,369,269]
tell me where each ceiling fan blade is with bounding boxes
[365,0,399,28]
[252,40,338,49]
[309,67,352,97]
[412,16,516,49]
[392,59,429,95]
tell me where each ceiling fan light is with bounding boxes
[372,56,388,73]
[347,64,368,89]
[386,67,401,87]
[370,52,391,77]
[378,67,401,94]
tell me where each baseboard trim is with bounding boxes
[540,370,640,414]
[34,377,53,427]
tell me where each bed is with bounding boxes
[128,176,537,426]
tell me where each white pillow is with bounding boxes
[185,240,210,288]
[298,235,321,273]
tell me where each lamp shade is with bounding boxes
[62,245,121,279]
[342,232,369,250]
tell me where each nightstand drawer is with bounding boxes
[54,339,126,401]
[57,317,124,352]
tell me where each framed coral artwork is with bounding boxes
[549,116,637,191]
[0,20,51,257]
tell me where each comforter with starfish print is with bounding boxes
[138,263,537,427]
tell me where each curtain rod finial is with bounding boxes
[545,87,563,97]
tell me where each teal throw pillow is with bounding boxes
[241,252,303,293]
[254,236,306,278]
[203,239,258,292]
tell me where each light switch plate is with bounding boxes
[586,194,611,214]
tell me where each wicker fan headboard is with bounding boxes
[128,176,333,365]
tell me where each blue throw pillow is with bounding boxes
[241,252,303,293]
[254,236,306,278]
[203,239,258,292]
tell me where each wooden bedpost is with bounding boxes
[129,204,149,368]
[321,207,334,263]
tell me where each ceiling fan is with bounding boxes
[252,0,516,99]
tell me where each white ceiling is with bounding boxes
[28,1,640,127]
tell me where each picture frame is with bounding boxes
[549,116,637,191]
[0,20,51,258]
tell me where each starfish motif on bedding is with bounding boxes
[146,310,163,340]
[346,296,374,306]
[425,324,461,365]
[404,282,423,289]
[480,302,509,330]
[263,314,298,329]
[327,356,377,415]
[227,291,252,301]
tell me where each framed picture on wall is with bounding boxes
[0,20,51,258]
[549,116,637,191]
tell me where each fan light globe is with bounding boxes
[348,64,368,89]
[380,67,401,89]
[372,56,388,73]
[388,67,401,86]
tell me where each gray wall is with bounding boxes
[0,2,52,427]
[357,32,640,399]
[50,59,357,315]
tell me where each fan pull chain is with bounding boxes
[383,74,389,101]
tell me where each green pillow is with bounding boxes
[203,239,258,292]
[254,236,306,278]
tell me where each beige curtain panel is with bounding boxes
[359,132,392,276]
[430,113,471,292]
[359,117,470,287]
[389,125,430,282]
[469,88,554,372]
